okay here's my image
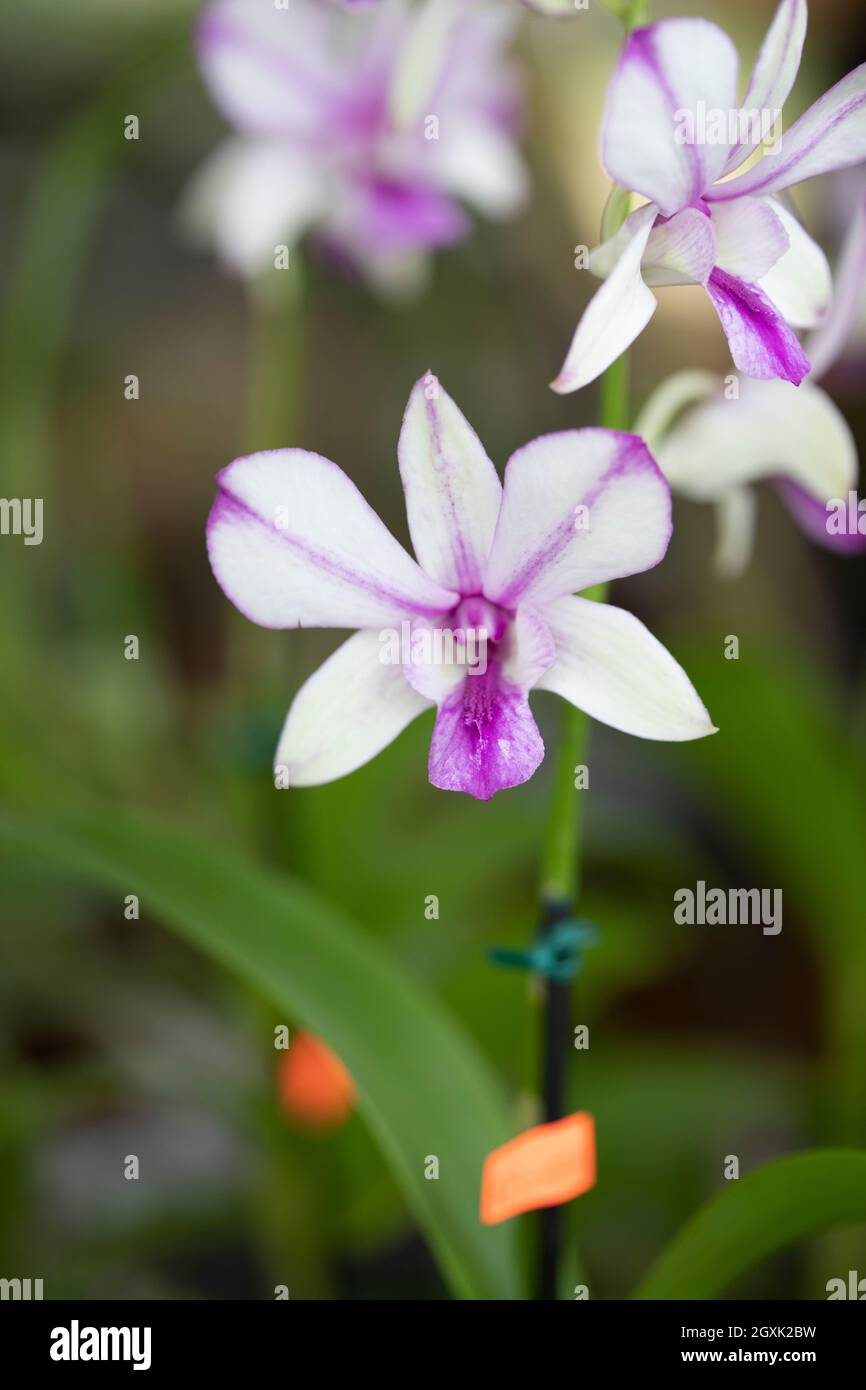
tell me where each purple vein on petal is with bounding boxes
[493,435,654,608]
[208,489,453,624]
[423,390,483,595]
[706,268,811,384]
[628,26,704,206]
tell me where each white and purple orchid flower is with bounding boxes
[637,196,866,578]
[206,377,715,801]
[183,0,528,294]
[553,0,866,393]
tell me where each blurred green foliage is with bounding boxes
[1,0,865,1299]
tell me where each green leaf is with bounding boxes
[634,1149,866,1299]
[0,805,525,1300]
[665,646,866,1144]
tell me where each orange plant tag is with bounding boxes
[480,1112,596,1225]
[277,1032,356,1132]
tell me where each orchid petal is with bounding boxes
[197,0,343,139]
[710,197,789,282]
[402,603,555,711]
[389,0,460,128]
[398,376,502,594]
[655,377,857,502]
[180,139,325,276]
[207,450,457,630]
[642,206,717,287]
[807,196,866,377]
[483,430,671,608]
[757,200,832,329]
[502,606,557,690]
[427,669,544,800]
[551,203,658,394]
[588,203,648,279]
[275,630,430,787]
[431,121,530,219]
[705,268,810,383]
[708,63,866,201]
[777,480,866,553]
[328,176,467,257]
[713,487,759,579]
[633,369,721,451]
[602,20,740,217]
[537,596,716,741]
[400,617,469,704]
[722,0,808,176]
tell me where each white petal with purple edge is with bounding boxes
[483,430,671,608]
[722,0,808,176]
[602,20,740,217]
[710,197,789,282]
[398,376,502,594]
[275,629,431,787]
[537,596,716,742]
[705,269,810,383]
[551,203,658,394]
[207,450,457,630]
[642,206,717,287]
[708,63,866,200]
[655,377,857,502]
[757,200,832,329]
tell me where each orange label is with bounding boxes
[480,1112,596,1224]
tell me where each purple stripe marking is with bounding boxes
[711,68,866,199]
[629,26,705,206]
[493,434,663,608]
[422,390,482,595]
[427,659,544,800]
[209,488,453,625]
[198,7,351,136]
[707,268,810,384]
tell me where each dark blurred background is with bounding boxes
[1,0,865,1299]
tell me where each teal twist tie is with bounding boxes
[488,919,599,984]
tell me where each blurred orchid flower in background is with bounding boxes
[182,0,528,295]
[553,0,866,393]
[278,1033,356,1133]
[518,0,585,13]
[206,375,715,803]
[635,198,866,579]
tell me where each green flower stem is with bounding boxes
[537,0,647,1301]
[535,180,634,1298]
[245,255,305,451]
[540,259,631,907]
